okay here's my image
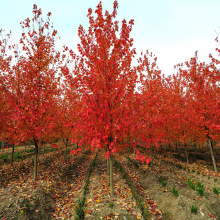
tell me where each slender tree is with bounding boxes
[63,1,154,196]
[7,5,62,181]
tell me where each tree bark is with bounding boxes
[1,141,4,152]
[110,155,114,197]
[43,144,45,156]
[175,142,178,152]
[103,142,110,175]
[107,156,110,175]
[209,139,217,173]
[10,144,15,166]
[63,138,68,160]
[185,145,189,165]
[150,146,154,171]
[33,138,39,181]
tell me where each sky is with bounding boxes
[0,0,220,76]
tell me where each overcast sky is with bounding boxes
[1,0,220,75]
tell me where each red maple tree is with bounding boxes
[7,5,62,180]
[62,1,156,196]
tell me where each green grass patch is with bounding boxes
[186,178,195,190]
[213,185,220,195]
[191,204,198,214]
[172,187,179,197]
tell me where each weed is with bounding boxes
[196,182,204,196]
[214,178,218,182]
[194,181,204,196]
[192,169,195,173]
[109,202,114,208]
[191,204,198,214]
[208,176,210,179]
[186,178,195,190]
[213,185,219,195]
[196,181,203,188]
[22,198,31,213]
[197,171,200,175]
[162,181,167,187]
[158,176,167,183]
[75,199,85,219]
[172,187,179,197]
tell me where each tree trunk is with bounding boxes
[150,147,154,171]
[176,142,178,152]
[43,144,45,156]
[134,148,136,158]
[10,144,15,166]
[25,144,26,152]
[65,144,68,160]
[168,143,173,158]
[107,156,110,175]
[2,141,4,152]
[33,138,39,181]
[209,139,217,173]
[185,145,189,165]
[110,155,114,197]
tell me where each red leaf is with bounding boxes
[105,151,109,159]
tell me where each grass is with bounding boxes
[158,175,167,183]
[191,204,198,214]
[109,202,114,208]
[196,181,204,196]
[172,187,179,197]
[213,185,219,195]
[186,178,196,190]
[162,181,167,187]
[187,178,205,196]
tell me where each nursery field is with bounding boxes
[0,144,219,220]
[1,1,220,220]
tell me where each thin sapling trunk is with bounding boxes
[10,144,15,166]
[33,138,39,181]
[110,155,114,197]
[185,144,189,165]
[209,139,217,173]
